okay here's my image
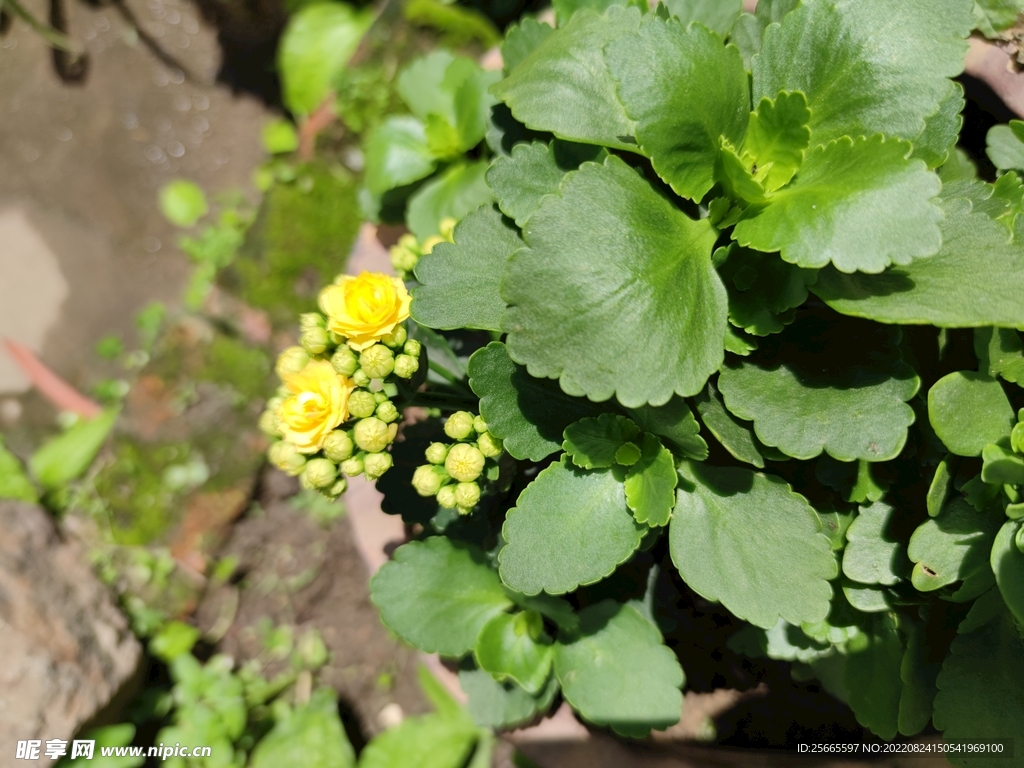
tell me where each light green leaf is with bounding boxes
[741,91,811,193]
[928,371,1014,457]
[982,441,1024,485]
[908,498,1002,593]
[991,520,1024,626]
[975,327,1024,384]
[406,160,493,240]
[812,197,1024,328]
[412,206,519,332]
[752,0,973,146]
[63,725,143,767]
[500,18,553,74]
[555,601,684,737]
[474,611,553,695]
[30,409,119,489]
[0,437,36,502]
[733,135,942,274]
[468,342,600,462]
[606,14,748,201]
[627,397,708,461]
[397,51,466,127]
[552,0,633,25]
[912,81,965,169]
[757,619,832,663]
[693,382,781,468]
[842,503,907,586]
[663,0,741,34]
[624,433,677,527]
[670,462,837,628]
[502,155,726,408]
[842,582,891,613]
[158,180,207,227]
[493,6,642,152]
[363,116,436,196]
[718,246,816,336]
[370,537,513,656]
[728,0,800,67]
[149,620,200,662]
[261,119,299,155]
[357,713,477,768]
[928,456,954,517]
[499,458,646,595]
[986,121,1024,171]
[974,0,1024,36]
[278,2,373,116]
[562,413,640,470]
[250,689,355,768]
[844,614,903,740]
[458,667,559,729]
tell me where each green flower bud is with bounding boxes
[326,477,348,498]
[439,216,457,242]
[258,408,282,438]
[354,417,391,453]
[364,451,393,480]
[457,505,474,516]
[348,390,377,419]
[477,431,503,458]
[353,369,371,388]
[300,312,326,330]
[275,346,310,377]
[425,442,450,465]
[376,401,400,423]
[269,441,307,476]
[390,235,421,274]
[1013,421,1024,455]
[393,354,419,379]
[328,331,345,346]
[412,465,449,496]
[403,339,422,358]
[444,411,476,440]
[436,484,458,509]
[331,346,359,377]
[323,430,354,462]
[473,416,488,434]
[340,454,364,476]
[388,422,399,443]
[381,324,408,348]
[302,458,337,489]
[301,325,330,355]
[454,481,481,509]
[359,345,395,379]
[445,443,486,482]
[373,391,388,405]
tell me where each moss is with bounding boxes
[199,335,272,401]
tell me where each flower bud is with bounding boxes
[382,324,408,348]
[403,339,422,358]
[1013,421,1024,455]
[364,452,393,480]
[436,484,458,509]
[477,431,503,458]
[473,416,488,434]
[444,411,476,440]
[302,458,337,489]
[439,216,457,242]
[425,442,450,465]
[269,441,306,476]
[340,454,364,476]
[330,346,359,377]
[353,369,371,388]
[354,417,391,453]
[259,408,282,438]
[301,325,330,355]
[421,235,444,254]
[276,346,310,377]
[454,481,481,509]
[376,401,400,423]
[373,391,388,404]
[390,235,421,274]
[359,345,395,379]
[323,430,354,462]
[412,465,448,496]
[457,505,474,516]
[388,423,399,443]
[445,443,486,482]
[348,390,377,419]
[327,477,348,498]
[393,354,419,379]
[300,312,326,330]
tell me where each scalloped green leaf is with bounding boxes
[605,14,749,201]
[459,667,559,729]
[563,413,640,470]
[928,371,1014,457]
[627,397,708,461]
[501,18,553,74]
[624,434,677,527]
[733,136,942,274]
[554,601,684,737]
[742,91,811,193]
[898,603,959,737]
[975,327,1024,385]
[474,611,553,695]
[502,155,727,408]
[412,206,518,332]
[693,382,781,469]
[663,0,741,34]
[499,458,646,596]
[718,246,816,337]
[844,613,903,740]
[492,6,641,152]
[974,0,1024,36]
[908,498,1002,593]
[370,537,513,656]
[842,503,907,586]
[912,81,965,169]
[406,160,493,240]
[992,520,1024,627]
[729,0,800,67]
[752,0,973,146]
[468,342,601,462]
[670,462,837,628]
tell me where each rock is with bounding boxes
[0,501,142,766]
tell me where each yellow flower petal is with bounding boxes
[319,271,411,351]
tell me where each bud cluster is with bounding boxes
[389,216,457,281]
[410,411,505,516]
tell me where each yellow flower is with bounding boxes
[277,360,355,453]
[319,271,411,351]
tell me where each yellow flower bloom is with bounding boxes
[277,360,355,453]
[319,271,411,351]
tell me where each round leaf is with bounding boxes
[842,503,907,586]
[474,611,553,695]
[158,180,207,227]
[928,371,1014,457]
[407,160,493,240]
[562,413,640,470]
[363,116,436,196]
[908,498,1002,593]
[459,667,559,729]
[991,520,1024,626]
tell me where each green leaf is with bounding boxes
[741,91,811,193]
[458,667,559,729]
[986,121,1024,171]
[733,136,943,274]
[501,18,553,74]
[64,725,143,767]
[277,2,372,116]
[562,413,640,470]
[670,462,837,628]
[0,437,36,502]
[933,596,1024,767]
[498,458,646,595]
[486,140,605,227]
[982,441,1024,485]
[606,14,748,201]
[974,0,1024,36]
[493,6,642,152]
[899,604,957,737]
[554,600,684,737]
[627,397,708,460]
[728,0,800,67]
[812,197,1024,328]
[693,382,780,468]
[357,712,477,768]
[975,327,1024,384]
[991,520,1024,626]
[624,434,677,527]
[261,119,299,155]
[468,342,600,462]
[663,0,741,34]
[718,246,816,336]
[908,498,1002,593]
[30,409,119,489]
[552,0,634,25]
[928,371,1014,457]
[844,614,903,740]
[407,160,493,240]
[502,154,726,408]
[397,52,466,127]
[370,537,513,656]
[928,456,955,517]
[250,689,355,768]
[158,180,207,227]
[912,81,965,169]
[752,0,972,146]
[363,116,436,196]
[149,620,200,662]
[412,206,519,332]
[842,503,907,586]
[474,611,553,695]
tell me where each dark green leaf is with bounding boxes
[474,611,553,695]
[364,116,436,196]
[982,441,1024,485]
[718,246,816,337]
[693,382,780,468]
[927,456,955,517]
[908,498,1002,593]
[975,327,1024,384]
[30,409,119,489]
[250,689,355,768]
[624,434,677,527]
[842,503,907,586]
[627,397,708,460]
[407,161,493,240]
[912,81,965,169]
[928,371,1014,457]
[844,614,903,740]
[562,413,640,470]
[663,0,741,34]
[991,520,1024,626]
